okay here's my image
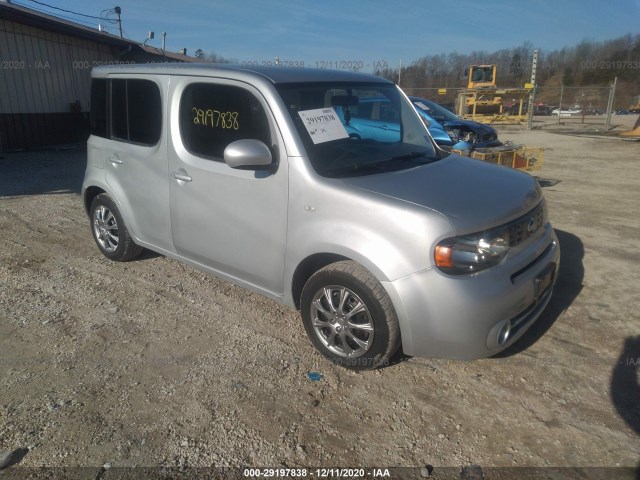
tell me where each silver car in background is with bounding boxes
[82,64,559,370]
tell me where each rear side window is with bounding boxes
[179,83,271,160]
[350,99,399,123]
[111,79,162,146]
[90,79,107,138]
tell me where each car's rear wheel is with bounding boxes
[90,194,142,262]
[300,261,400,370]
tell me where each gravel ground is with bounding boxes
[0,124,639,478]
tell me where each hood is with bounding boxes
[340,155,541,233]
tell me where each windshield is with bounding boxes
[411,97,458,123]
[277,82,438,177]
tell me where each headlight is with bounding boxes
[435,225,511,274]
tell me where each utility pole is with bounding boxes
[114,6,122,38]
[162,32,166,52]
[557,84,564,125]
[605,76,618,130]
[526,49,538,130]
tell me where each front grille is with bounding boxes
[511,241,555,283]
[507,202,545,247]
[509,284,553,336]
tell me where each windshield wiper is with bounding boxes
[389,151,430,162]
[325,162,386,177]
[325,151,435,177]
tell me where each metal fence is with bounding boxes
[401,83,620,130]
[529,84,616,128]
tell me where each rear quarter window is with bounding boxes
[179,83,271,161]
[90,79,107,138]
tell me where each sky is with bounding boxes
[11,0,640,71]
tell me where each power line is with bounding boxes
[14,1,122,34]
[15,1,130,42]
[13,1,100,28]
[21,0,120,28]
[100,8,120,24]
[24,0,109,21]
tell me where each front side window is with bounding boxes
[110,79,162,146]
[179,83,271,160]
[277,82,437,178]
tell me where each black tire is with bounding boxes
[89,193,143,262]
[300,261,401,370]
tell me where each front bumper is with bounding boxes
[382,224,560,359]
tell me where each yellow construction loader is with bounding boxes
[466,65,497,89]
[456,65,532,123]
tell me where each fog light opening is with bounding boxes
[497,320,512,346]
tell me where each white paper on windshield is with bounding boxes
[298,107,349,144]
[414,101,430,111]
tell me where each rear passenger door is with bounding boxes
[104,75,173,252]
[168,79,288,296]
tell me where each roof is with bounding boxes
[138,44,199,63]
[0,1,197,61]
[91,63,393,84]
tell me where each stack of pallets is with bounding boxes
[452,145,544,172]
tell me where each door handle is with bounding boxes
[108,155,123,165]
[172,171,192,183]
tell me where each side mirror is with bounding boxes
[224,139,272,169]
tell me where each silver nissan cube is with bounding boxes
[82,64,559,370]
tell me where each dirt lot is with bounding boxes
[1,126,639,478]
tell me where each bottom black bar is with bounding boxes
[0,466,637,480]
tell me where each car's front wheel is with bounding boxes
[300,261,400,370]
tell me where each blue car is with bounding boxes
[409,97,501,150]
[333,96,402,143]
[333,96,501,150]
